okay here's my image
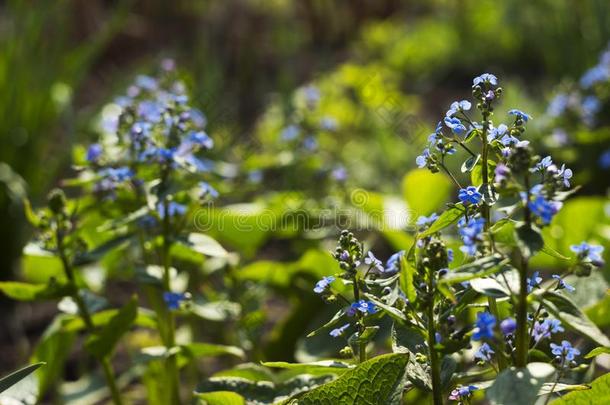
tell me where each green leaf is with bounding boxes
[391,322,431,390]
[197,375,333,404]
[85,296,137,359]
[73,234,133,266]
[399,252,416,303]
[284,353,409,404]
[538,383,590,396]
[550,372,610,404]
[32,316,77,398]
[515,224,543,258]
[486,362,555,405]
[586,294,610,328]
[585,346,610,359]
[418,203,465,238]
[186,233,229,257]
[461,154,481,173]
[469,278,511,298]
[261,361,353,377]
[306,309,347,338]
[180,343,245,360]
[0,281,73,301]
[440,356,457,389]
[439,254,508,285]
[402,169,451,216]
[364,294,407,323]
[196,391,246,405]
[491,219,570,261]
[190,301,241,322]
[0,363,45,394]
[20,243,64,283]
[471,159,496,186]
[537,291,610,347]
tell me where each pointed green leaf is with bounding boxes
[418,203,465,238]
[196,391,246,405]
[550,372,610,404]
[284,353,409,404]
[85,296,138,359]
[0,363,45,394]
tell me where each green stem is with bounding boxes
[479,124,506,370]
[515,174,532,368]
[426,267,442,405]
[351,276,366,363]
[161,197,182,405]
[56,220,124,405]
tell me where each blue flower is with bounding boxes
[528,187,562,225]
[508,109,532,122]
[281,125,300,141]
[303,85,321,107]
[313,276,335,294]
[187,131,214,149]
[320,116,338,131]
[494,164,510,183]
[532,318,564,342]
[458,186,483,205]
[473,73,498,86]
[449,385,478,401]
[347,300,377,316]
[547,93,570,117]
[364,251,384,273]
[555,164,573,188]
[384,251,405,274]
[137,100,165,123]
[446,100,472,117]
[500,134,520,146]
[581,96,601,126]
[444,116,467,135]
[472,312,496,341]
[416,212,438,228]
[199,182,219,199]
[552,275,575,293]
[303,136,318,151]
[331,166,348,182]
[329,323,350,338]
[599,149,610,169]
[136,75,158,91]
[580,65,608,88]
[500,318,516,335]
[86,143,103,163]
[163,292,186,310]
[527,271,542,293]
[157,201,187,218]
[447,248,454,263]
[535,156,553,172]
[458,216,486,256]
[550,340,580,362]
[570,242,605,266]
[474,342,495,362]
[416,148,432,168]
[487,124,508,142]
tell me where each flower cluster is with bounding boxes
[84,62,217,203]
[546,44,610,167]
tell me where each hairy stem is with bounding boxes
[426,267,443,405]
[515,174,532,368]
[161,197,182,405]
[480,122,506,369]
[351,276,366,363]
[56,219,124,405]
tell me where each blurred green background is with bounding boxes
[2,0,610,378]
